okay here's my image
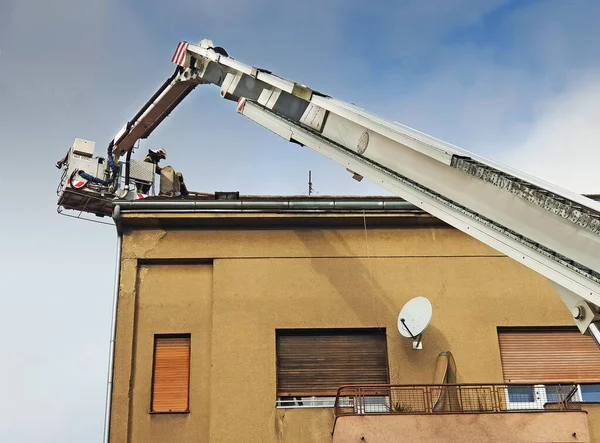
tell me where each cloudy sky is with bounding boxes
[1,0,599,441]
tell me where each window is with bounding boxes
[506,385,535,403]
[498,327,600,408]
[505,384,600,409]
[505,385,567,409]
[276,328,389,408]
[580,384,600,402]
[150,334,191,413]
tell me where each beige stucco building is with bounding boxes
[106,195,600,443]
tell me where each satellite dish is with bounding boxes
[397,297,433,348]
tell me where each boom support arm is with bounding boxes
[110,67,200,158]
[109,39,600,338]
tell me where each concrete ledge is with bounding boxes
[333,412,590,443]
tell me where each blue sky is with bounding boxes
[1,1,599,441]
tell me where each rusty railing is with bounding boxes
[333,383,582,418]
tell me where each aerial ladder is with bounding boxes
[57,39,600,344]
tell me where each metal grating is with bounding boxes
[129,160,156,183]
[451,156,600,236]
[334,383,582,418]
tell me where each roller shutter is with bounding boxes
[151,335,191,412]
[498,327,600,383]
[276,328,389,397]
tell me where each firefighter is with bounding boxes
[138,148,167,194]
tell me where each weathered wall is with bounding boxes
[332,412,590,443]
[110,261,213,443]
[109,219,595,442]
[584,404,600,443]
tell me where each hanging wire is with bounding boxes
[57,206,114,226]
[363,209,391,338]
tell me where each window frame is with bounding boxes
[578,383,600,403]
[149,333,192,414]
[505,384,555,410]
[275,327,390,409]
[498,326,600,409]
[505,383,600,409]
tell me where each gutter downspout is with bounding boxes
[103,205,123,443]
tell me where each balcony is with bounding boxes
[332,383,590,443]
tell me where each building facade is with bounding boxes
[107,195,600,443]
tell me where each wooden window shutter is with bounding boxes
[276,328,389,397]
[151,335,191,412]
[498,327,600,383]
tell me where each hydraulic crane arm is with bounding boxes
[110,67,199,157]
[110,42,231,158]
[107,39,600,341]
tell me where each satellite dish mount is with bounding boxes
[397,297,433,350]
[399,317,423,350]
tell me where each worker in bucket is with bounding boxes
[138,148,167,194]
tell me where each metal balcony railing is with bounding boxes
[333,383,582,419]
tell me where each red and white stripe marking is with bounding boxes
[135,193,146,200]
[236,97,247,113]
[172,42,189,66]
[67,178,86,188]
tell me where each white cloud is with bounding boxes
[497,74,600,194]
